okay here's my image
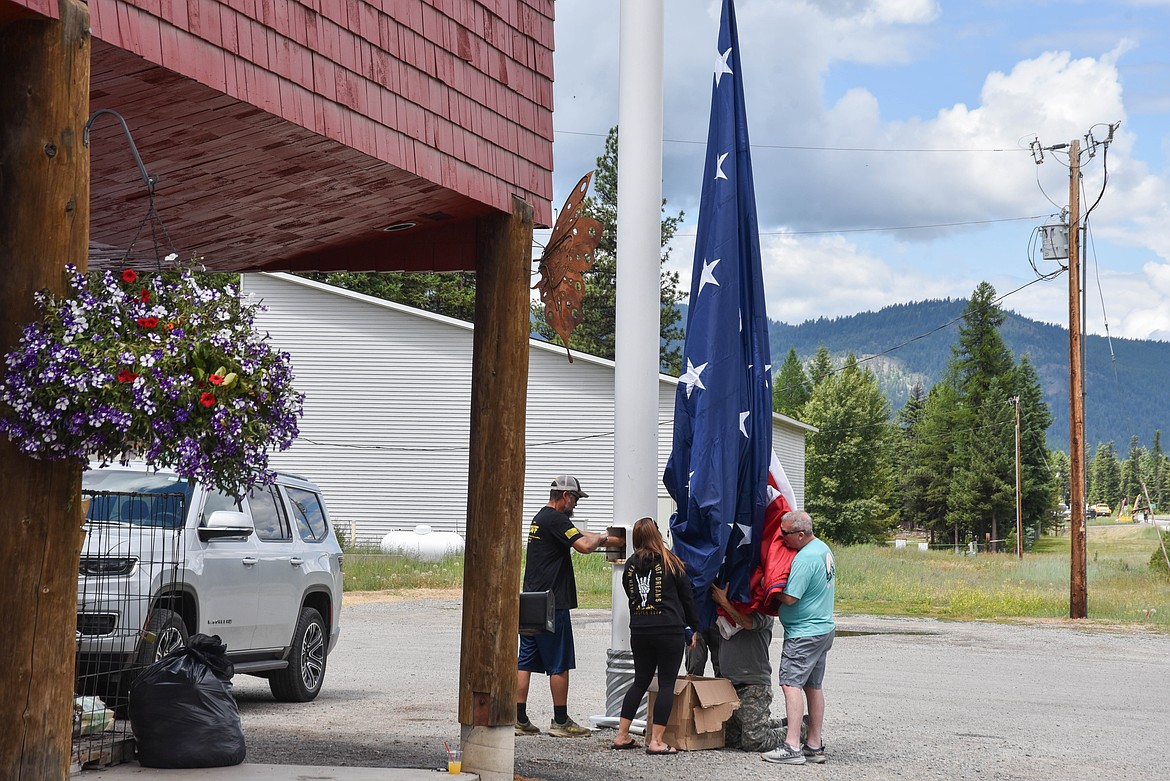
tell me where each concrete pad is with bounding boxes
[82,763,476,780]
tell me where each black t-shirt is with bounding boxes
[522,505,584,610]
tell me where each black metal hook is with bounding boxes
[83,108,158,195]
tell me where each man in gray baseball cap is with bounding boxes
[550,474,589,498]
[516,474,612,737]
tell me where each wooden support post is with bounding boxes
[459,197,533,732]
[0,2,91,779]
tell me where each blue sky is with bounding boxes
[541,0,1170,342]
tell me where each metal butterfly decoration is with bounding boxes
[534,171,603,363]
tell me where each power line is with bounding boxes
[555,128,1029,154]
[670,215,1047,239]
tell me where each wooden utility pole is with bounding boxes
[0,2,91,779]
[1013,396,1023,559]
[458,196,533,780]
[1067,139,1088,618]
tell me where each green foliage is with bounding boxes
[772,347,810,417]
[1150,531,1170,575]
[944,284,1019,543]
[1013,356,1058,531]
[802,353,896,544]
[1089,442,1121,506]
[768,298,1170,451]
[341,553,467,592]
[838,525,1170,625]
[895,384,933,532]
[807,345,833,387]
[531,126,686,374]
[1151,431,1169,510]
[1119,435,1144,500]
[343,529,1170,624]
[297,270,477,322]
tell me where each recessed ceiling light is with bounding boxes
[379,222,416,232]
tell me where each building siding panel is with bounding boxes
[242,273,811,547]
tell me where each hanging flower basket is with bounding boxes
[0,263,303,497]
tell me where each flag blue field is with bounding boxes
[663,0,775,629]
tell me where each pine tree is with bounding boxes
[807,345,834,387]
[1049,448,1071,532]
[1118,435,1145,507]
[531,127,686,373]
[894,383,930,532]
[1150,431,1167,511]
[1012,355,1057,546]
[945,283,1017,547]
[772,347,810,417]
[1089,442,1121,508]
[912,381,963,544]
[803,353,895,544]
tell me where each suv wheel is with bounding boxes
[135,608,189,667]
[269,607,327,702]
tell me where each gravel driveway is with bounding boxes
[229,591,1170,780]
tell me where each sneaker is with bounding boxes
[548,717,591,737]
[761,743,807,765]
[515,718,540,736]
[802,743,827,764]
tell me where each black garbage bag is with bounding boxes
[129,633,246,768]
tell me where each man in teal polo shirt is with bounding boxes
[761,510,836,765]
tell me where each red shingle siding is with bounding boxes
[72,0,554,223]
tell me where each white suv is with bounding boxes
[76,463,344,703]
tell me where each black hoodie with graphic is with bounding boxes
[621,552,699,636]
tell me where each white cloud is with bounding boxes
[548,0,1170,340]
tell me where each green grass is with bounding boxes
[342,550,466,592]
[343,527,1170,627]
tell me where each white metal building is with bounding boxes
[242,273,814,545]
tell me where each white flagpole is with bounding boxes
[599,0,664,723]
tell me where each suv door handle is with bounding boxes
[289,557,304,567]
[242,556,258,566]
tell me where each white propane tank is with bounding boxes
[380,525,465,561]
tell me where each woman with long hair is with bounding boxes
[611,517,698,754]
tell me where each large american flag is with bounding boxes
[664,0,786,628]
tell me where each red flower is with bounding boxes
[136,317,159,328]
[122,269,138,283]
[164,322,177,331]
[116,369,138,383]
[209,374,225,386]
[139,289,151,303]
[200,392,216,408]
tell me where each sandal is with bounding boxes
[610,740,640,750]
[645,745,678,755]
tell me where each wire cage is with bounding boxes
[72,488,188,770]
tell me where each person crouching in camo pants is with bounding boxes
[710,584,805,751]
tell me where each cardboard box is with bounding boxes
[647,675,740,750]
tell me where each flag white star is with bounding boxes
[714,47,733,87]
[698,258,720,296]
[715,152,729,181]
[735,523,752,547]
[739,411,750,438]
[680,359,708,399]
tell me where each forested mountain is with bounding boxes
[766,299,1170,451]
